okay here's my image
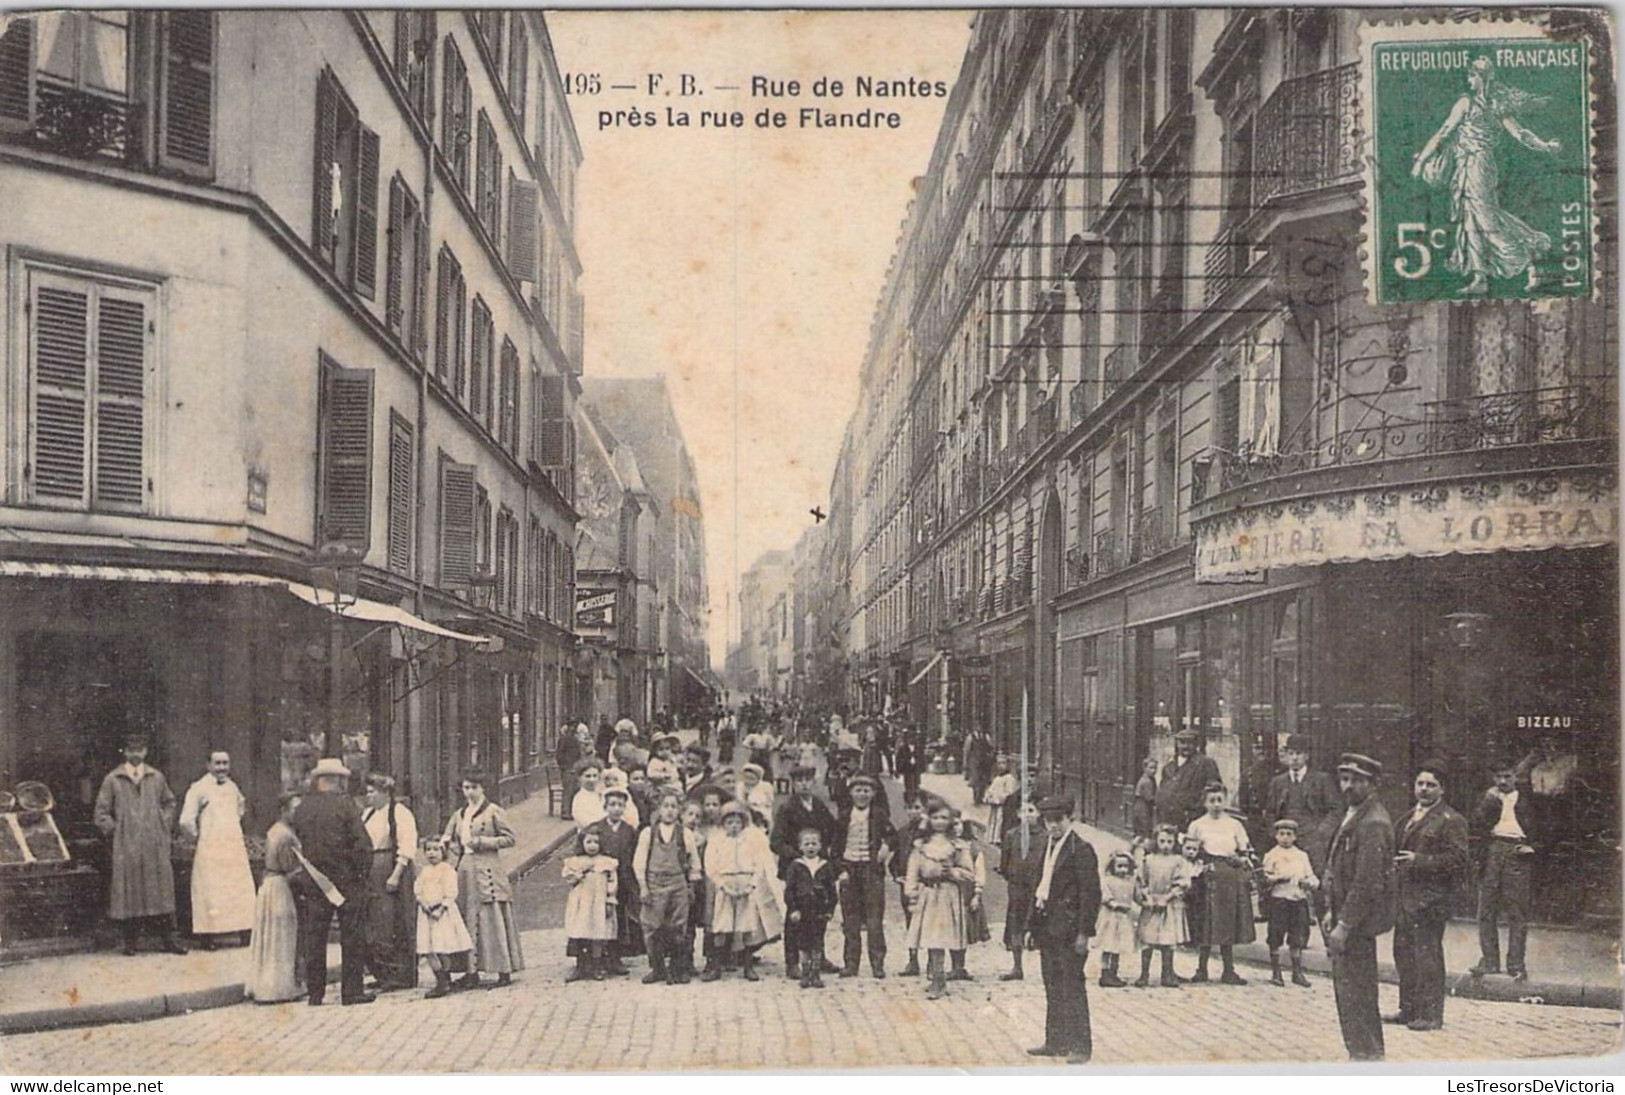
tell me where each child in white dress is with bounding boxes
[563,828,619,982]
[1096,850,1138,988]
[415,838,474,999]
[1135,824,1192,988]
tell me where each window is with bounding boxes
[1,12,216,177]
[387,411,414,574]
[439,38,471,191]
[392,12,435,123]
[1166,10,1194,106]
[23,266,155,512]
[317,355,375,554]
[535,371,569,468]
[472,11,504,64]
[385,176,428,358]
[474,484,492,576]
[495,506,514,614]
[438,457,476,586]
[313,69,380,299]
[504,17,528,120]
[506,169,538,281]
[469,296,492,420]
[497,337,519,450]
[474,109,502,243]
[527,516,542,615]
[434,246,466,394]
[1118,41,1142,172]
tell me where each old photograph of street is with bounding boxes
[0,6,1619,1075]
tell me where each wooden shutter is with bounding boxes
[506,173,538,282]
[29,282,91,504]
[451,272,467,399]
[93,294,148,509]
[352,125,381,299]
[469,300,488,417]
[312,70,338,260]
[434,249,452,380]
[439,460,476,587]
[440,38,458,161]
[507,18,528,117]
[414,215,430,358]
[387,412,414,574]
[0,16,36,130]
[385,177,404,333]
[319,360,374,554]
[536,373,566,466]
[157,11,214,176]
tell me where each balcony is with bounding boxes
[1255,63,1361,206]
[1069,381,1092,425]
[1130,507,1174,563]
[1063,545,1091,589]
[1102,344,1131,398]
[1092,530,1121,578]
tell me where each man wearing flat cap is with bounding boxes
[94,733,188,955]
[771,765,839,978]
[831,773,897,978]
[292,757,374,1005]
[1025,795,1100,1064]
[1320,753,1396,1060]
[1267,733,1341,873]
[1155,729,1221,829]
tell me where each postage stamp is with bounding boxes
[1364,18,1595,303]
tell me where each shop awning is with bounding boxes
[0,561,285,585]
[908,649,947,686]
[280,583,490,643]
[679,665,720,695]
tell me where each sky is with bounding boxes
[547,10,973,664]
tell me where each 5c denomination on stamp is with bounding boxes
[1365,19,1594,303]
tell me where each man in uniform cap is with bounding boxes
[1154,729,1221,829]
[1024,795,1100,1064]
[1319,753,1396,1060]
[292,757,374,1005]
[1267,733,1341,873]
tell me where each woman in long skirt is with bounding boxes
[361,773,418,990]
[246,792,304,1003]
[442,771,525,990]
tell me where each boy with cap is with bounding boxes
[784,827,840,988]
[1268,733,1341,872]
[1320,753,1396,1062]
[1260,818,1318,987]
[770,765,839,979]
[1025,794,1099,1064]
[831,773,897,978]
[633,787,703,984]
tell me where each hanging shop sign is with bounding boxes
[575,587,618,632]
[1194,471,1616,582]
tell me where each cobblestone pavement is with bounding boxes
[3,924,1619,1073]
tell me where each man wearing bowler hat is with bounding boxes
[1155,729,1221,829]
[1268,733,1341,872]
[1389,760,1469,1031]
[1320,753,1396,1060]
[292,757,375,1006]
[1024,795,1100,1064]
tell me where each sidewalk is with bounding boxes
[0,791,577,1035]
[918,773,1622,1011]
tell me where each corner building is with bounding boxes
[834,8,1616,930]
[0,11,585,953]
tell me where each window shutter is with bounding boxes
[536,373,566,466]
[352,125,381,299]
[157,11,214,176]
[456,65,472,191]
[0,16,34,129]
[312,71,338,260]
[319,360,374,554]
[451,270,466,399]
[506,173,538,282]
[414,216,430,358]
[440,38,457,160]
[387,412,414,574]
[469,300,488,418]
[439,460,476,587]
[29,283,91,503]
[385,177,404,333]
[434,250,452,381]
[93,294,148,509]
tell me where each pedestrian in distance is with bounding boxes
[678,796,709,978]
[983,754,1018,839]
[1155,729,1221,830]
[561,828,619,983]
[738,762,775,822]
[291,757,372,1005]
[1260,818,1318,987]
[1389,761,1469,1031]
[1185,781,1257,985]
[441,771,524,991]
[360,772,418,991]
[1133,823,1191,988]
[831,773,896,978]
[1024,794,1100,1064]
[94,733,188,956]
[1319,753,1397,1062]
[893,729,923,799]
[963,727,995,808]
[1131,756,1159,844]
[416,837,474,999]
[246,791,305,1004]
[1095,851,1138,988]
[784,827,840,989]
[633,787,704,985]
[997,798,1045,982]
[556,723,584,820]
[1471,758,1538,981]
[178,749,257,949]
[903,797,977,1001]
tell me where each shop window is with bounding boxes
[22,265,156,513]
[313,69,380,300]
[316,355,374,555]
[386,411,413,575]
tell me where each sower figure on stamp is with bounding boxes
[1471,758,1539,981]
[1389,761,1469,1031]
[95,733,188,956]
[1319,754,1396,1061]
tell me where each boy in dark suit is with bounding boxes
[997,798,1045,981]
[1390,760,1469,1031]
[1024,795,1100,1065]
[831,774,897,978]
[770,766,838,978]
[784,827,840,988]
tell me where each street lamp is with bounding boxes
[311,543,363,758]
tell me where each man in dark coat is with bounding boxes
[291,757,374,1005]
[1268,733,1342,872]
[1320,753,1396,1061]
[1390,760,1470,1031]
[1025,795,1101,1064]
[892,729,922,798]
[963,728,996,807]
[770,767,839,978]
[1155,729,1221,829]
[93,734,187,956]
[830,774,897,978]
[1471,758,1539,980]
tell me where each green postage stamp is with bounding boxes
[1365,18,1595,303]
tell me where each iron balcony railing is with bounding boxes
[1255,63,1361,206]
[1069,380,1092,425]
[1209,384,1614,495]
[1103,344,1131,399]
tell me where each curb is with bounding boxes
[510,823,578,882]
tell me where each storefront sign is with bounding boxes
[1194,472,1617,582]
[575,587,617,631]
